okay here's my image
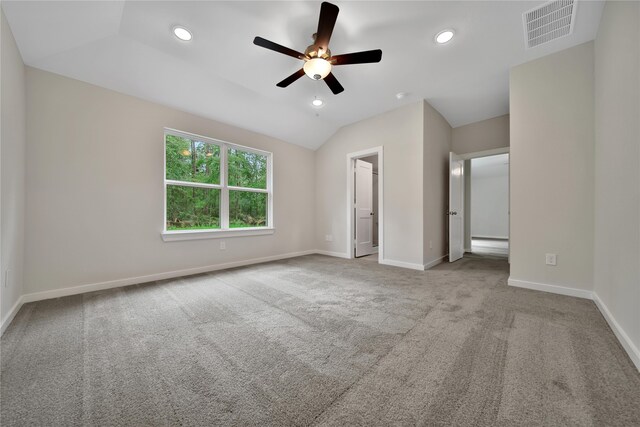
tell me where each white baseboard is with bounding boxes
[314,250,351,259]
[380,258,424,271]
[593,293,640,372]
[507,277,593,300]
[1,296,24,335]
[6,254,638,374]
[508,277,639,371]
[424,255,447,270]
[19,250,317,305]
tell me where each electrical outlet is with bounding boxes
[545,253,557,266]
[220,241,226,250]
[3,270,9,288]
[429,240,433,249]
[325,235,333,242]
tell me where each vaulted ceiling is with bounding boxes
[2,1,604,149]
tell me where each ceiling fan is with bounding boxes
[253,2,382,95]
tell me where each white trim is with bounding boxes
[471,235,509,240]
[507,277,593,299]
[162,227,274,242]
[346,147,384,262]
[459,147,509,160]
[221,145,229,229]
[227,186,268,194]
[379,258,424,271]
[314,250,351,259]
[166,180,222,190]
[507,278,639,372]
[4,254,638,373]
[424,255,447,270]
[20,250,316,305]
[593,293,640,372]
[164,128,271,157]
[1,296,24,336]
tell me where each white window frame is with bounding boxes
[162,128,274,242]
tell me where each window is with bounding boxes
[163,129,272,240]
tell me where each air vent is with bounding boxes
[523,0,577,48]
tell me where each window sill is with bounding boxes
[161,227,274,242]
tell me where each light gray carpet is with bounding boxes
[2,254,639,426]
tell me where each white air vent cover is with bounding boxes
[523,0,577,48]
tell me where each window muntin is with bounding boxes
[164,129,272,233]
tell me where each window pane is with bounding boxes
[227,148,267,189]
[166,185,220,230]
[229,191,267,228]
[166,134,220,185]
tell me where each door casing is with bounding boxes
[346,147,384,261]
[355,159,374,257]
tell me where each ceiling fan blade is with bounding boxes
[331,49,383,66]
[315,2,339,51]
[324,72,344,94]
[276,69,306,88]
[253,36,305,60]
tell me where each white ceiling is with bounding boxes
[2,1,604,150]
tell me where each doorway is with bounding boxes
[346,147,384,261]
[467,153,509,258]
[449,148,510,262]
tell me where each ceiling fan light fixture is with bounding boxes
[435,29,454,44]
[303,58,332,80]
[312,98,324,107]
[173,26,192,42]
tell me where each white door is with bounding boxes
[355,159,374,257]
[449,152,464,262]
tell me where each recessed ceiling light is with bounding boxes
[312,98,324,107]
[173,26,192,42]
[435,29,454,44]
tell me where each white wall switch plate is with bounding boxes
[220,241,226,250]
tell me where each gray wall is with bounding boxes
[24,68,316,295]
[510,42,595,291]
[315,102,425,266]
[423,102,451,266]
[1,10,26,327]
[470,164,509,239]
[452,114,509,155]
[464,160,472,251]
[593,0,640,363]
[451,115,510,251]
[314,100,450,269]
